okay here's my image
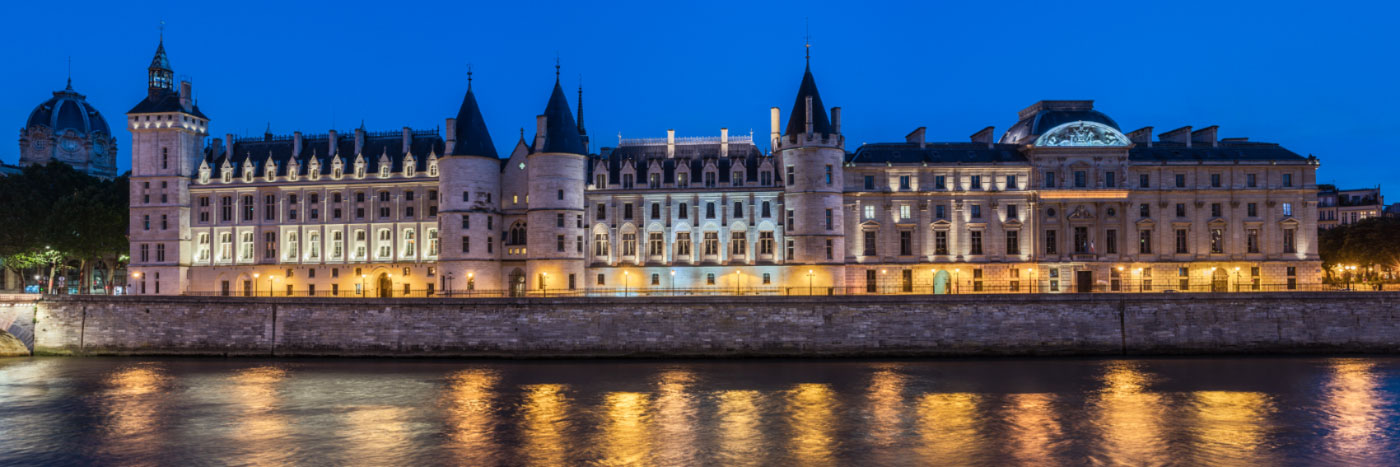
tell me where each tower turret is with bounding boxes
[524,68,588,295]
[775,55,845,291]
[439,69,504,292]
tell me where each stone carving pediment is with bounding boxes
[1033,121,1130,147]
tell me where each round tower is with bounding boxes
[524,77,588,295]
[438,72,503,293]
[776,60,846,292]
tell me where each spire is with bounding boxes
[450,70,498,158]
[147,24,174,97]
[66,56,72,90]
[539,73,585,154]
[783,61,832,137]
[576,75,586,136]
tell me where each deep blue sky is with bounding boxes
[4,0,1396,199]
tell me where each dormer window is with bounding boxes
[265,164,277,182]
[198,165,211,184]
[354,160,366,179]
[242,164,254,183]
[595,174,606,188]
[677,172,689,188]
[760,171,772,186]
[404,163,416,178]
[332,160,344,180]
[287,163,299,181]
[427,161,438,177]
[221,167,233,184]
[308,162,320,181]
[379,164,391,178]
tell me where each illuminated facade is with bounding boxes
[125,39,1323,296]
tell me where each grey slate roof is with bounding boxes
[450,84,497,158]
[588,141,768,186]
[27,86,111,135]
[127,90,207,118]
[784,64,832,138]
[539,80,586,154]
[202,131,444,178]
[849,142,1028,164]
[1127,141,1308,163]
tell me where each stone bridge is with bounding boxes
[0,295,37,356]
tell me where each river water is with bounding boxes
[0,356,1397,466]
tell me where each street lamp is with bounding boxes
[1233,267,1241,292]
[268,275,276,297]
[131,272,141,295]
[253,272,260,297]
[929,269,936,295]
[808,269,816,296]
[541,272,549,297]
[387,273,394,298]
[1026,268,1033,294]
[623,270,630,297]
[735,270,742,295]
[954,268,960,294]
[880,269,887,294]
[1135,268,1143,292]
[1346,265,1357,291]
[670,269,676,296]
[1117,266,1124,293]
[361,274,367,296]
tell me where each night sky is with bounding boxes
[3,0,1396,199]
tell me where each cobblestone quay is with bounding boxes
[12,292,1400,357]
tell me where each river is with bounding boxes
[0,356,1397,466]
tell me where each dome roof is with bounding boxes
[999,100,1118,145]
[26,84,110,136]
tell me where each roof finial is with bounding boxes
[554,53,560,81]
[520,127,525,140]
[804,18,811,66]
[467,63,474,90]
[159,19,165,43]
[66,56,72,90]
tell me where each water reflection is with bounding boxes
[914,392,983,464]
[1321,359,1386,464]
[520,384,572,467]
[714,390,765,466]
[786,383,838,466]
[652,370,698,465]
[340,405,412,465]
[596,392,652,466]
[1185,391,1275,466]
[1005,393,1063,464]
[228,366,291,466]
[442,369,500,466]
[866,367,906,448]
[97,363,171,465]
[1090,361,1168,465]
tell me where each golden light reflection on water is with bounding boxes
[914,392,982,464]
[1006,393,1062,464]
[99,364,170,465]
[866,367,906,449]
[715,390,765,466]
[1185,391,1275,466]
[442,369,500,465]
[652,370,698,466]
[228,366,290,466]
[1322,359,1384,463]
[596,392,653,466]
[786,383,838,466]
[1090,361,1168,464]
[520,384,572,467]
[341,405,412,465]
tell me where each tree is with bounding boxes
[0,163,129,293]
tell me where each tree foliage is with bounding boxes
[1318,217,1400,280]
[0,163,129,290]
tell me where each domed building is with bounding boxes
[17,79,118,179]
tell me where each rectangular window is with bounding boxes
[706,203,716,219]
[1140,203,1150,218]
[970,231,983,255]
[1045,230,1057,255]
[1106,229,1117,254]
[623,203,633,220]
[1139,174,1150,188]
[825,239,833,260]
[935,175,946,190]
[679,203,688,219]
[623,233,637,256]
[1282,173,1293,187]
[1006,230,1019,255]
[1176,203,1186,218]
[461,236,470,253]
[900,205,912,220]
[648,233,665,256]
[1176,229,1189,254]
[1073,226,1088,254]
[596,203,606,220]
[1283,228,1296,253]
[1044,171,1055,188]
[731,231,747,256]
[935,231,948,255]
[863,231,877,256]
[762,201,772,218]
[1247,229,1259,253]
[1211,174,1221,188]
[557,234,565,252]
[1210,228,1223,253]
[899,231,912,256]
[1074,171,1086,188]
[557,213,565,228]
[826,165,834,185]
[1247,173,1257,188]
[898,175,910,190]
[786,166,795,185]
[1211,203,1222,218]
[970,205,981,219]
[733,202,743,219]
[759,231,774,255]
[1175,174,1186,188]
[1005,175,1017,190]
[825,209,833,230]
[1179,267,1190,291]
[1006,204,1019,220]
[1248,203,1258,217]
[1105,171,1116,188]
[1283,203,1293,217]
[702,232,719,256]
[786,210,794,229]
[970,175,982,190]
[863,175,875,190]
[935,205,946,219]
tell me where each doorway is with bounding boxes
[1076,270,1093,293]
[377,273,392,298]
[933,270,951,295]
[1212,268,1229,292]
[509,269,525,297]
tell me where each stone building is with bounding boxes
[124,38,1323,297]
[18,78,118,179]
[1317,184,1383,230]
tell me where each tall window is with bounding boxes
[649,232,664,256]
[731,231,747,256]
[1045,230,1057,255]
[702,232,718,256]
[863,231,877,256]
[899,231,912,256]
[1073,227,1088,254]
[622,233,637,256]
[593,233,609,256]
[759,231,774,255]
[1139,230,1152,254]
[675,233,691,257]
[935,231,949,255]
[825,209,833,230]
[1175,229,1188,254]
[969,231,983,255]
[1006,230,1019,255]
[1210,229,1223,254]
[240,232,254,260]
[1283,228,1296,253]
[1105,229,1117,254]
[1247,229,1259,253]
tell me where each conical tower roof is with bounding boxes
[450,78,497,158]
[539,79,586,154]
[784,63,832,136]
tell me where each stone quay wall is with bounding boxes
[0,295,37,356]
[12,292,1400,358]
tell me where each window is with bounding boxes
[1073,227,1089,254]
[241,232,255,260]
[377,229,392,259]
[622,233,637,256]
[593,233,609,256]
[703,232,719,256]
[624,203,634,220]
[648,232,664,256]
[863,205,876,220]
[1282,203,1293,217]
[557,189,564,200]
[935,175,946,190]
[1283,228,1296,253]
[707,274,716,285]
[786,239,795,259]
[1210,174,1221,188]
[1044,171,1055,188]
[825,209,833,230]
[759,231,774,255]
[935,231,948,255]
[826,165,834,185]
[156,243,166,262]
[1045,230,1057,255]
[557,213,565,228]
[898,175,910,190]
[1175,174,1186,188]
[242,195,254,221]
[970,205,981,219]
[899,231,912,256]
[596,203,606,220]
[1005,204,1019,220]
[265,232,277,259]
[651,203,661,220]
[1248,203,1258,217]
[731,232,747,256]
[1175,229,1188,254]
[1139,174,1150,188]
[863,231,877,256]
[1006,230,1019,255]
[1282,173,1293,187]
[1179,267,1190,291]
[1005,175,1017,190]
[1140,203,1150,218]
[1073,171,1086,188]
[825,239,833,260]
[899,205,911,220]
[651,273,660,286]
[1247,229,1259,253]
[1287,266,1297,290]
[1247,173,1257,188]
[1210,229,1223,253]
[139,243,149,262]
[1105,171,1116,188]
[556,234,565,252]
[970,175,982,190]
[597,274,606,286]
[706,203,716,219]
[969,231,983,255]
[863,175,875,190]
[1176,203,1186,218]
[679,203,688,219]
[760,171,771,186]
[786,166,795,185]
[1211,203,1222,218]
[786,210,794,229]
[733,202,743,219]
[1106,229,1117,254]
[935,205,946,219]
[676,232,691,257]
[461,235,471,253]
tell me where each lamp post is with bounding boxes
[880,269,887,295]
[360,274,367,296]
[387,273,394,298]
[1346,265,1357,291]
[670,269,676,296]
[131,272,141,295]
[1233,267,1241,292]
[466,272,473,296]
[1135,268,1143,293]
[541,272,548,297]
[445,272,453,295]
[253,273,260,297]
[808,269,816,296]
[623,270,629,297]
[735,270,742,295]
[1117,266,1125,293]
[953,268,960,294]
[268,275,276,297]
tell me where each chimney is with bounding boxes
[293,131,303,156]
[804,96,814,135]
[401,127,411,155]
[769,107,780,145]
[1191,125,1218,147]
[444,118,457,155]
[1127,127,1153,146]
[327,130,338,157]
[179,81,192,110]
[224,133,235,158]
[1158,126,1192,147]
[211,137,223,158]
[831,107,842,135]
[720,128,729,158]
[349,128,361,156]
[666,129,676,158]
[906,127,927,149]
[970,126,995,147]
[535,115,547,151]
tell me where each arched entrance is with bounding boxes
[933,270,951,295]
[377,273,392,298]
[1211,268,1229,292]
[508,268,525,297]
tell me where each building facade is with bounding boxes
[1317,184,1383,230]
[125,40,1323,296]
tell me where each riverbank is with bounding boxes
[8,292,1399,357]
[0,330,27,357]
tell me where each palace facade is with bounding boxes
[126,38,1322,297]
